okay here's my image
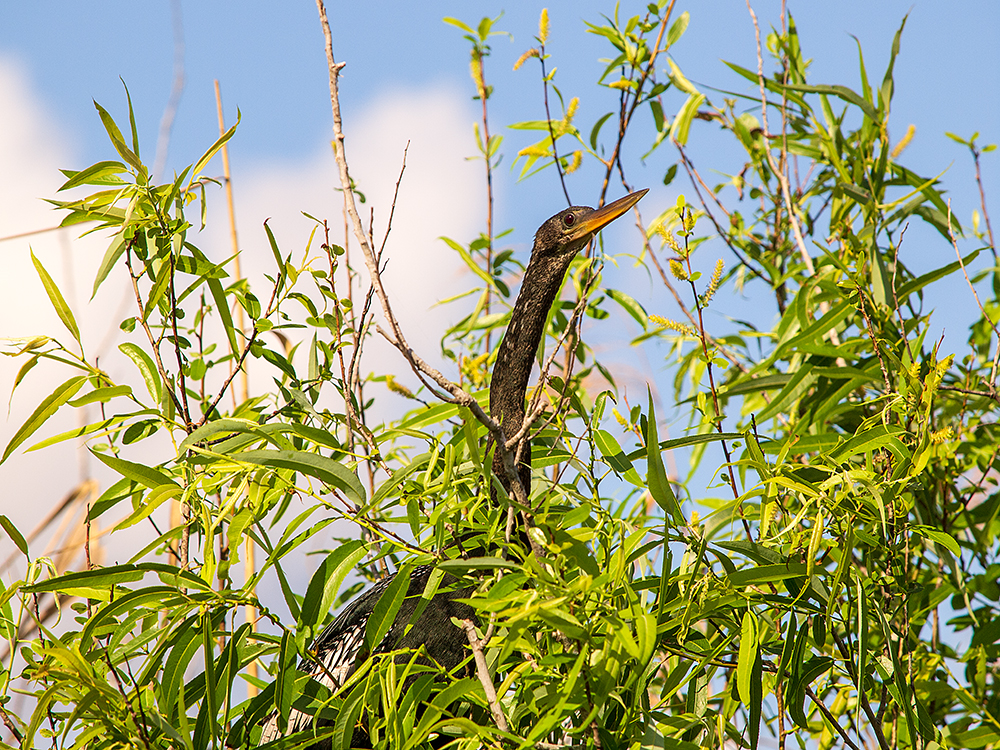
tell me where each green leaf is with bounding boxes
[58,160,128,191]
[646,391,684,523]
[30,251,81,347]
[235,449,365,505]
[24,563,145,598]
[666,11,690,47]
[442,16,475,35]
[91,230,129,298]
[93,100,144,174]
[594,429,643,486]
[783,82,879,122]
[91,450,179,489]
[590,112,614,150]
[0,515,28,557]
[910,525,961,556]
[2,375,86,464]
[829,424,908,463]
[297,542,368,642]
[737,610,758,704]
[607,289,648,329]
[192,111,241,177]
[177,418,263,454]
[670,92,705,146]
[119,342,162,402]
[207,277,240,358]
[897,249,979,299]
[727,563,808,587]
[67,385,132,407]
[364,565,410,652]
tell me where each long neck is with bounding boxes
[489,250,574,496]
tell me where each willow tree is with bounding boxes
[1,3,997,749]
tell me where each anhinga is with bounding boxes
[258,189,647,746]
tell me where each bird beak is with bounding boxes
[569,188,649,242]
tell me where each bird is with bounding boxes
[256,188,647,748]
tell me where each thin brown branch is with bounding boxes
[948,201,1000,388]
[168,247,193,428]
[973,146,996,255]
[747,1,813,277]
[475,54,498,350]
[598,1,676,206]
[103,646,153,750]
[199,328,259,426]
[539,44,571,206]
[675,142,766,284]
[857,291,892,394]
[461,618,510,733]
[805,686,861,750]
[124,245,186,421]
[316,0,527,506]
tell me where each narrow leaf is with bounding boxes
[235,449,365,505]
[31,251,81,347]
[2,376,86,464]
[646,391,684,523]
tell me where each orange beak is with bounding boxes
[568,188,648,242]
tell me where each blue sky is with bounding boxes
[1,2,996,195]
[0,0,997,592]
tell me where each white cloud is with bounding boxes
[211,85,484,397]
[0,62,482,612]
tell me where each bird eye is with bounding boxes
[563,212,576,227]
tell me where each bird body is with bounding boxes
[257,565,473,746]
[257,189,646,746]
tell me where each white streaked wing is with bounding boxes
[256,565,432,743]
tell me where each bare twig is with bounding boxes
[539,42,571,206]
[746,1,813,277]
[675,142,766,284]
[124,244,186,422]
[471,50,498,349]
[213,80,257,691]
[168,246,193,428]
[972,144,996,255]
[597,1,676,206]
[315,0,528,506]
[948,202,1000,388]
[857,291,892,393]
[804,686,861,750]
[747,1,843,354]
[103,645,153,750]
[461,619,510,733]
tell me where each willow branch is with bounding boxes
[461,619,510,733]
[316,0,525,505]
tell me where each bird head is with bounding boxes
[532,188,648,258]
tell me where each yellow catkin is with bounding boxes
[668,259,688,281]
[891,124,916,159]
[649,315,695,336]
[470,54,486,100]
[385,374,415,399]
[701,258,724,305]
[565,97,579,122]
[539,8,550,45]
[565,151,583,173]
[518,145,551,158]
[656,224,682,254]
[612,407,629,428]
[930,427,954,444]
[513,48,540,71]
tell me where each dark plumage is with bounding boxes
[257,189,647,747]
